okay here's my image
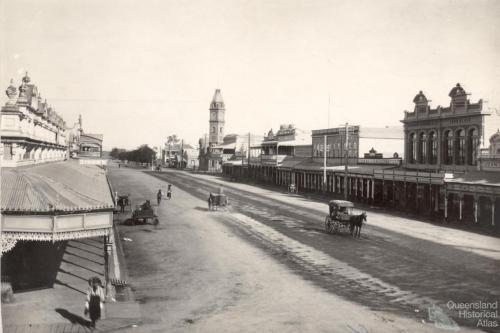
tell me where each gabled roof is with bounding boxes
[81,133,104,141]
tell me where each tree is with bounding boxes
[167,135,179,145]
[115,145,155,163]
[110,147,126,159]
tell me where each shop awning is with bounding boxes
[1,161,114,247]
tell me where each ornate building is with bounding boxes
[1,74,115,293]
[478,130,500,171]
[199,89,227,172]
[209,89,225,146]
[221,83,500,230]
[402,84,486,172]
[1,73,68,167]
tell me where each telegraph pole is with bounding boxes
[323,134,327,194]
[344,122,349,200]
[323,95,331,194]
[180,139,184,170]
[248,132,251,181]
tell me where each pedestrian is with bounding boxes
[118,163,121,168]
[208,192,213,210]
[85,277,105,329]
[167,184,172,199]
[118,197,125,213]
[157,189,163,205]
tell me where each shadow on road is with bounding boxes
[194,206,210,212]
[55,308,91,327]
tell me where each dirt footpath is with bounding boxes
[109,165,484,333]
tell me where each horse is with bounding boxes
[349,212,367,238]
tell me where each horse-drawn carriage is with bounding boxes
[126,201,159,225]
[324,200,367,238]
[208,193,229,211]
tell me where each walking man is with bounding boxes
[157,189,163,205]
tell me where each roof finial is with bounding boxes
[22,71,31,84]
[5,79,17,105]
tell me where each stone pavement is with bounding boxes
[2,230,141,333]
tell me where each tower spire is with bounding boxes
[208,89,226,145]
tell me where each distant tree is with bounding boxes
[167,135,180,145]
[110,147,126,159]
[115,145,155,163]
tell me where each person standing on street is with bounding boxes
[157,189,163,205]
[85,277,105,329]
[167,184,172,199]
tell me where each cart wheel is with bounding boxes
[324,216,332,234]
[153,218,159,225]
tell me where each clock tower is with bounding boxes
[209,89,225,145]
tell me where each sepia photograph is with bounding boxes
[1,0,500,332]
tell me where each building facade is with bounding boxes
[1,74,115,293]
[1,73,68,167]
[164,142,199,169]
[478,130,500,172]
[402,84,486,172]
[79,133,103,158]
[199,89,228,172]
[222,83,500,231]
[209,89,225,145]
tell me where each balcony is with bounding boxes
[261,154,287,165]
[358,158,402,166]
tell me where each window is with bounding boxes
[444,130,453,165]
[220,127,223,133]
[455,129,465,165]
[3,144,12,160]
[428,131,437,164]
[418,132,426,163]
[467,128,479,166]
[212,126,215,133]
[409,133,417,163]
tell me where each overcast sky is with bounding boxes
[2,0,500,150]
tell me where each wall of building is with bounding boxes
[1,75,68,167]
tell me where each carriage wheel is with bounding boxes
[333,222,340,234]
[324,216,332,234]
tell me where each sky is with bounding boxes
[1,0,500,150]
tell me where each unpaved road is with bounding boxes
[109,165,500,332]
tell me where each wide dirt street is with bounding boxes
[108,163,500,333]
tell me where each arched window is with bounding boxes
[418,132,427,163]
[444,130,453,165]
[467,128,479,165]
[455,129,465,165]
[409,133,417,163]
[428,131,437,164]
[212,126,215,133]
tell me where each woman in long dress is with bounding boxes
[86,277,105,328]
